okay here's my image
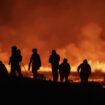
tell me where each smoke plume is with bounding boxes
[0,0,105,71]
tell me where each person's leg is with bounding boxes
[65,75,68,82]
[60,74,63,82]
[80,75,84,83]
[52,70,58,82]
[17,65,23,77]
[52,71,56,82]
[10,65,16,77]
[33,70,37,79]
[55,70,58,82]
[32,66,37,79]
[84,76,88,83]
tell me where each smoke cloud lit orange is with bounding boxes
[0,0,105,72]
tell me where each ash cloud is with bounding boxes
[0,0,105,69]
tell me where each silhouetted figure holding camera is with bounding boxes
[28,48,41,79]
[77,59,91,83]
[59,58,70,82]
[9,46,23,78]
[0,61,8,80]
[49,50,60,82]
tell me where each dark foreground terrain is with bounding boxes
[0,77,105,105]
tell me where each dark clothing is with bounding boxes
[77,63,91,83]
[59,62,70,82]
[29,53,41,78]
[49,53,60,82]
[9,50,22,77]
[17,53,22,75]
[0,62,8,80]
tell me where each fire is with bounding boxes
[90,61,105,72]
[5,64,51,73]
[72,60,105,72]
[5,60,105,73]
[39,66,51,72]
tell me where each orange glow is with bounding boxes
[0,0,105,73]
[90,61,105,72]
[5,61,105,73]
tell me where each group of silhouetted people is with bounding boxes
[49,50,71,82]
[0,46,92,83]
[49,50,91,83]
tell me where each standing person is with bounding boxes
[9,46,17,77]
[28,48,41,79]
[16,49,23,77]
[77,59,91,83]
[59,58,70,82]
[49,50,60,82]
[9,46,23,77]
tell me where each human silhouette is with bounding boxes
[9,46,17,77]
[16,49,23,77]
[9,46,23,78]
[59,58,70,82]
[49,50,60,82]
[0,61,8,80]
[28,48,41,79]
[77,59,91,83]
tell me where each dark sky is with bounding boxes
[0,0,105,70]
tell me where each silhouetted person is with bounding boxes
[0,61,8,80]
[16,49,23,77]
[49,50,60,82]
[9,46,17,77]
[28,48,41,79]
[77,59,91,83]
[59,58,70,82]
[9,46,23,77]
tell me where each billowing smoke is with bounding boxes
[0,0,105,71]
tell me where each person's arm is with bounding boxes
[69,64,71,72]
[49,55,52,63]
[9,57,11,65]
[77,64,81,73]
[38,55,41,67]
[28,55,33,71]
[58,55,60,62]
[68,64,71,74]
[89,65,92,75]
[20,56,22,62]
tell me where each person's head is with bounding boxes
[83,59,88,64]
[63,58,68,63]
[11,46,17,53]
[0,61,2,65]
[32,48,37,54]
[51,50,56,55]
[17,49,21,54]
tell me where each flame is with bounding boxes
[90,61,105,72]
[5,60,105,73]
[73,60,105,72]
[5,64,51,73]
